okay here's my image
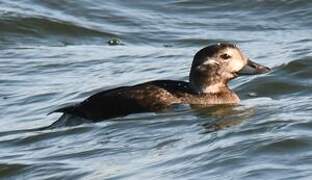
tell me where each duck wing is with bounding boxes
[50,86,149,121]
[50,80,191,121]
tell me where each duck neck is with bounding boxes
[191,82,229,94]
[190,75,230,94]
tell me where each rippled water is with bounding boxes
[1,0,312,179]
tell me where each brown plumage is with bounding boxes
[51,43,270,121]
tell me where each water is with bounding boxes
[1,0,312,179]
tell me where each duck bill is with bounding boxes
[238,59,271,75]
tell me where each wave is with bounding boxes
[1,0,311,48]
[0,15,117,47]
[237,57,312,99]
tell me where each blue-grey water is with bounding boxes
[1,0,312,179]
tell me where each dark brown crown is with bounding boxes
[192,43,237,67]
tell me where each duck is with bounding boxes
[51,43,270,122]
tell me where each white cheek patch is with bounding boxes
[223,48,247,71]
[196,59,219,72]
[196,59,220,72]
[230,59,245,72]
[202,59,219,66]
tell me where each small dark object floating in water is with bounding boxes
[107,38,123,46]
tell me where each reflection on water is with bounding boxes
[192,105,256,133]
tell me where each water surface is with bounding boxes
[1,0,312,179]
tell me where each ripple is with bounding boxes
[1,0,312,179]
[237,57,312,99]
[0,15,116,47]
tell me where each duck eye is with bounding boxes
[220,53,231,60]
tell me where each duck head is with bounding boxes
[189,43,270,94]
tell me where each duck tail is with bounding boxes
[48,104,77,115]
